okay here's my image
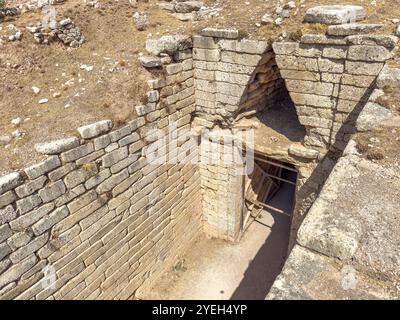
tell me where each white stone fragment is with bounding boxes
[34,137,80,155]
[77,120,113,139]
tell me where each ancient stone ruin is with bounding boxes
[1,2,400,300]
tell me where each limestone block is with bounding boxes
[322,46,347,59]
[376,65,400,89]
[219,39,270,54]
[221,51,262,67]
[193,48,220,62]
[48,163,77,183]
[193,36,218,49]
[0,255,37,289]
[285,80,334,96]
[280,70,320,81]
[318,58,344,73]
[138,56,162,68]
[275,55,318,72]
[135,104,156,116]
[7,231,32,251]
[200,28,240,39]
[93,135,111,151]
[0,192,16,210]
[339,85,369,101]
[15,176,47,198]
[341,74,375,88]
[346,35,398,49]
[96,169,129,194]
[64,167,98,189]
[16,194,42,215]
[301,34,347,45]
[288,145,319,159]
[10,203,54,231]
[25,156,61,180]
[215,71,251,85]
[0,172,24,195]
[348,45,392,62]
[61,143,94,163]
[304,5,366,25]
[0,205,17,224]
[166,63,183,75]
[9,233,48,263]
[345,61,383,76]
[77,120,113,139]
[145,35,192,56]
[356,102,392,132]
[34,137,80,155]
[327,23,383,36]
[38,180,65,203]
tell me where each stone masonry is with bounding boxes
[273,30,398,152]
[0,43,203,300]
[1,20,398,299]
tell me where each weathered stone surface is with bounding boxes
[356,102,392,132]
[0,224,12,244]
[34,137,80,155]
[32,206,69,236]
[0,255,37,289]
[201,28,240,39]
[16,194,42,215]
[174,1,203,13]
[345,61,383,76]
[218,39,270,54]
[61,143,94,162]
[193,36,218,49]
[0,205,16,225]
[139,56,162,68]
[96,169,129,194]
[297,158,363,260]
[77,120,113,139]
[193,48,220,62]
[288,145,319,159]
[376,65,400,89]
[301,34,347,45]
[38,180,66,203]
[286,80,333,96]
[24,156,61,180]
[48,163,76,182]
[10,203,54,231]
[348,45,392,62]
[267,245,397,300]
[9,233,48,263]
[0,172,23,195]
[346,35,398,49]
[15,176,47,198]
[101,147,128,168]
[146,35,193,56]
[304,5,366,25]
[64,167,97,189]
[327,23,383,36]
[0,192,16,209]
[7,231,32,251]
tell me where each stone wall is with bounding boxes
[193,29,285,125]
[192,29,289,240]
[0,47,203,300]
[273,32,398,153]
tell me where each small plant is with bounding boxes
[0,0,6,8]
[174,259,187,272]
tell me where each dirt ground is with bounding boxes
[140,177,295,300]
[1,0,400,174]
